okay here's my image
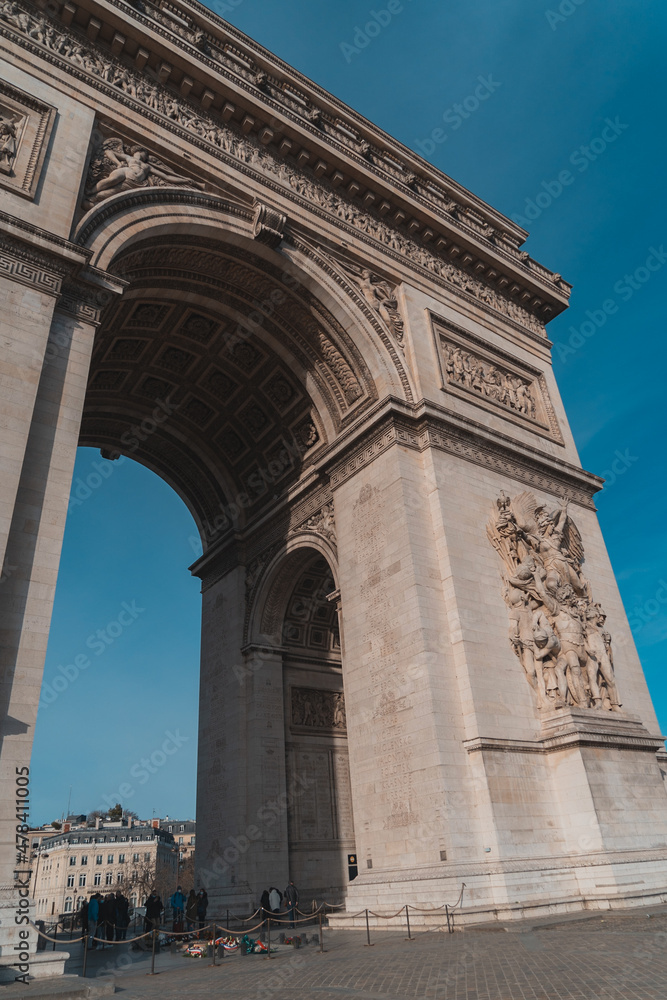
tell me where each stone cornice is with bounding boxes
[463,732,665,756]
[324,399,602,509]
[0,1,568,330]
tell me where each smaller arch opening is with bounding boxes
[277,551,355,900]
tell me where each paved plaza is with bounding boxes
[38,906,667,999]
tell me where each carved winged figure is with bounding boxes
[83,137,205,208]
[338,261,404,345]
[488,491,621,713]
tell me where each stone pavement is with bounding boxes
[47,906,667,999]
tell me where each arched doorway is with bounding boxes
[64,193,399,909]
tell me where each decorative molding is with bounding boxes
[0,2,562,336]
[464,730,664,755]
[0,242,63,295]
[0,77,56,199]
[327,407,602,510]
[430,313,564,445]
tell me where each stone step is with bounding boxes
[0,975,114,999]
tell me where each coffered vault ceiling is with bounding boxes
[78,236,377,536]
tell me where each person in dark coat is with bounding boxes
[196,889,208,930]
[88,894,100,948]
[259,888,270,918]
[115,891,130,940]
[100,893,116,942]
[144,891,163,932]
[185,889,197,931]
[284,881,298,928]
[78,897,89,936]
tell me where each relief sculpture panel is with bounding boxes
[432,316,563,442]
[291,686,346,731]
[488,491,621,713]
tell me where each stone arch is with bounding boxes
[75,188,415,407]
[248,534,340,647]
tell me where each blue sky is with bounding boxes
[31,0,667,823]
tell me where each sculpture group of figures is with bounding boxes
[487,492,621,712]
[292,688,346,730]
[0,0,543,335]
[444,345,536,419]
[0,109,20,172]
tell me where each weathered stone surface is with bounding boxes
[1,0,666,974]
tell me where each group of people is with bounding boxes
[259,881,299,927]
[144,886,209,933]
[78,892,130,947]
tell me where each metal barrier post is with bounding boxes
[405,904,414,941]
[227,908,230,930]
[318,910,324,953]
[365,909,373,947]
[150,927,157,975]
[52,922,57,951]
[265,916,271,960]
[211,923,217,965]
[82,933,88,979]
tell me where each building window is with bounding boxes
[107,854,114,864]
[178,837,183,844]
[117,873,123,884]
[77,896,84,909]
[130,894,137,907]
[72,838,79,844]
[109,837,116,842]
[81,855,88,866]
[144,852,150,861]
[67,874,75,888]
[179,825,184,832]
[78,873,86,887]
[168,826,172,832]
[105,873,113,885]
[118,854,125,863]
[96,855,103,865]
[64,897,73,913]
[94,873,101,886]
[190,837,195,845]
[179,852,184,860]
[69,857,76,866]
[133,853,139,863]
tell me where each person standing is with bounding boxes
[87,893,99,949]
[185,889,197,931]
[268,886,282,914]
[259,888,270,919]
[169,885,187,932]
[115,891,130,941]
[284,881,298,928]
[78,897,89,938]
[196,889,208,930]
[144,891,163,932]
[100,893,115,943]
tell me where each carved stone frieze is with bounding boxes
[335,258,405,348]
[82,132,205,207]
[487,491,621,713]
[291,687,346,731]
[432,316,563,443]
[0,77,56,198]
[0,1,553,335]
[297,502,336,544]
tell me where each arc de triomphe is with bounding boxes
[2,0,667,956]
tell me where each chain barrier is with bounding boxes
[28,884,466,978]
